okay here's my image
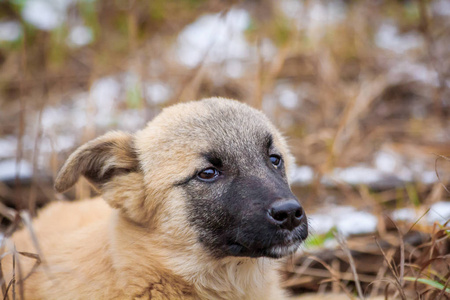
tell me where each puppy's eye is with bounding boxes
[197,168,220,182]
[269,155,282,168]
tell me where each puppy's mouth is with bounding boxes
[226,229,307,259]
[227,240,302,259]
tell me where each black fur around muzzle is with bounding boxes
[186,170,308,259]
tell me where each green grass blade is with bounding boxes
[404,277,450,293]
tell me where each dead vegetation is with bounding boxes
[283,220,450,299]
[0,0,449,299]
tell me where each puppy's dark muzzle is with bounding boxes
[267,199,305,231]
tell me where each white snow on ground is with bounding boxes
[145,82,171,105]
[396,166,414,182]
[291,160,436,187]
[176,9,252,68]
[22,0,70,31]
[0,159,33,182]
[280,0,346,28]
[375,23,422,54]
[0,21,22,42]
[336,210,378,236]
[290,165,314,185]
[6,72,172,166]
[373,149,437,183]
[223,60,242,78]
[260,38,278,61]
[290,146,438,187]
[387,60,439,86]
[117,109,147,132]
[330,165,385,186]
[39,134,77,153]
[224,60,244,78]
[90,76,121,127]
[427,201,450,224]
[420,171,438,185]
[67,25,93,47]
[433,0,450,16]
[308,206,378,236]
[91,76,121,109]
[280,0,303,20]
[307,202,449,250]
[391,202,450,225]
[0,136,17,159]
[278,88,299,109]
[374,150,400,173]
[307,213,335,235]
[308,1,346,26]
[392,207,417,222]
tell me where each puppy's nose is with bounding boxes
[268,199,304,231]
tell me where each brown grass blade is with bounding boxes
[336,233,365,300]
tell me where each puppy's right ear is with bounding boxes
[54,131,138,193]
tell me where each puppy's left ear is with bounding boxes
[54,131,138,193]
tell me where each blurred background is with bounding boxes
[0,0,449,298]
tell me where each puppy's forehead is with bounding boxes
[135,98,289,183]
[189,101,271,148]
[145,99,276,151]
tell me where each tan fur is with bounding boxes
[2,98,293,299]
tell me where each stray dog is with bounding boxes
[3,98,308,299]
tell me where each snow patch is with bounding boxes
[91,76,121,108]
[280,0,303,20]
[0,21,22,42]
[260,38,278,61]
[391,202,450,225]
[225,60,244,78]
[22,0,69,31]
[90,76,120,127]
[332,165,384,185]
[336,210,378,236]
[0,137,17,159]
[0,159,33,182]
[117,109,146,131]
[374,150,399,173]
[427,201,450,224]
[392,208,417,222]
[433,0,450,16]
[67,25,93,47]
[290,165,314,185]
[421,170,438,185]
[176,9,251,67]
[308,213,335,235]
[145,82,171,105]
[375,23,422,54]
[309,205,378,236]
[279,88,299,109]
[388,61,439,86]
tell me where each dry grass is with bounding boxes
[1,0,450,299]
[282,216,450,299]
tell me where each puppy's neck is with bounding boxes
[168,254,277,299]
[110,211,280,299]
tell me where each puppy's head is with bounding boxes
[55,98,308,259]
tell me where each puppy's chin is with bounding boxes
[222,233,303,258]
[262,242,302,258]
[220,222,309,259]
[224,239,303,259]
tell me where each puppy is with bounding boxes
[2,98,308,299]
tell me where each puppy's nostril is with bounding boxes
[272,211,288,222]
[294,208,303,219]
